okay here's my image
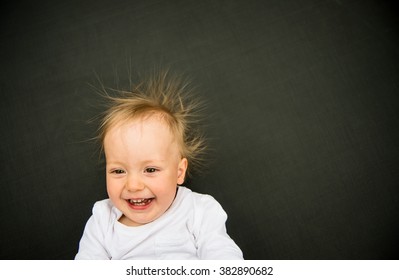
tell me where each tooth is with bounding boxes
[128,198,153,205]
[130,198,149,204]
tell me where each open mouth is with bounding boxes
[127,198,154,207]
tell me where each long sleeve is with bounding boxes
[75,201,111,260]
[193,195,243,260]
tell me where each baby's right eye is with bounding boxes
[111,169,125,174]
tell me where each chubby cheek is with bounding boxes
[106,178,123,200]
[151,178,177,201]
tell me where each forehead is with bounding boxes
[103,116,180,156]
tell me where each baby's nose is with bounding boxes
[125,174,145,191]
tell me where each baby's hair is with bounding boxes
[95,71,207,177]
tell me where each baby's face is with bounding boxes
[103,116,187,227]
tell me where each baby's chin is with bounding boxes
[118,214,153,227]
[119,208,166,227]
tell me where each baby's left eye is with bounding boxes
[145,168,157,173]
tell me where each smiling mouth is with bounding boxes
[128,198,154,206]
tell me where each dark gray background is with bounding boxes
[1,0,398,259]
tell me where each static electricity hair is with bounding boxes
[96,71,207,177]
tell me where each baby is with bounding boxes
[75,73,243,259]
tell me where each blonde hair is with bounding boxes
[96,71,207,177]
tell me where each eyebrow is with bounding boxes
[141,159,166,164]
[106,159,166,165]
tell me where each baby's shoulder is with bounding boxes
[180,187,224,213]
[91,199,116,219]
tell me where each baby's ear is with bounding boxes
[177,158,188,185]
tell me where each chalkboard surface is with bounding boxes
[1,0,398,259]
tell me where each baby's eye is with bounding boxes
[111,169,125,174]
[144,167,157,173]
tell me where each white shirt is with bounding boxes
[75,187,243,260]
